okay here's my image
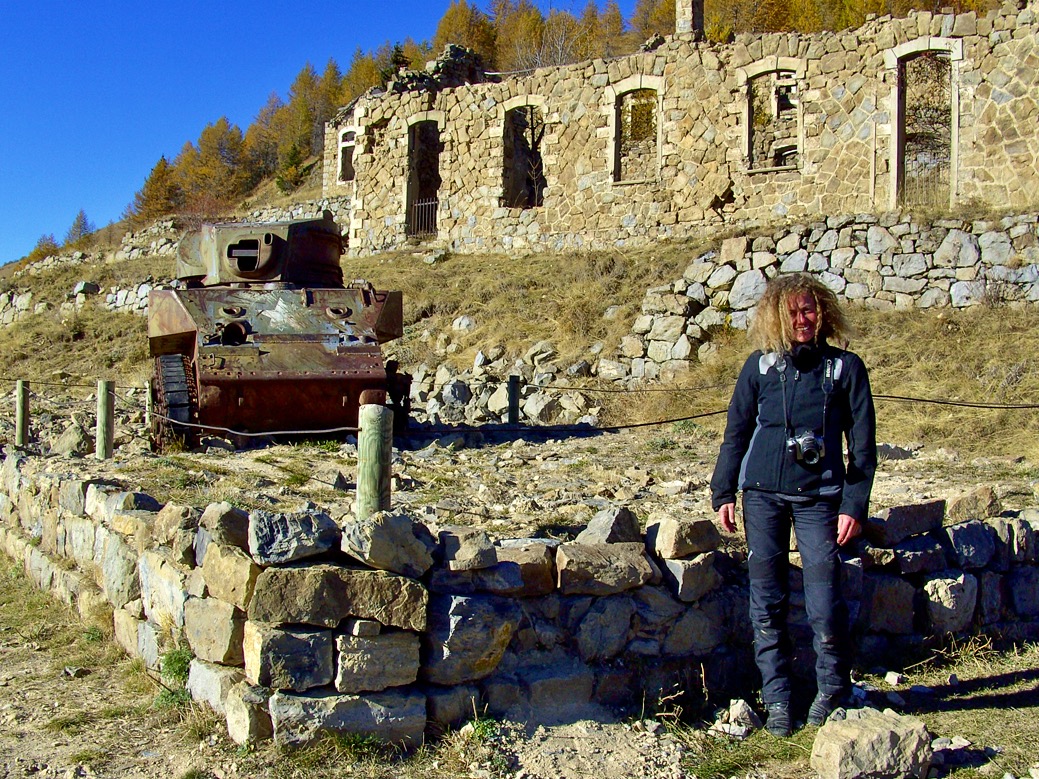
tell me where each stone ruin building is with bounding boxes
[322,0,1039,255]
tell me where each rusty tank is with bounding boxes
[147,211,409,449]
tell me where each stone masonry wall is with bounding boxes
[1,452,1037,746]
[324,2,1039,256]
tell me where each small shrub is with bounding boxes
[161,647,193,686]
[155,687,192,709]
[83,625,104,643]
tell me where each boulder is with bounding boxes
[201,542,261,611]
[663,601,726,655]
[101,532,140,609]
[437,526,497,571]
[138,550,188,628]
[811,707,932,779]
[1007,566,1039,618]
[154,503,200,567]
[184,596,246,665]
[923,571,978,634]
[946,486,1001,522]
[201,501,250,551]
[941,521,995,569]
[863,574,916,634]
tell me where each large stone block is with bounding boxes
[335,632,420,693]
[647,515,721,559]
[946,486,1001,522]
[269,687,426,747]
[893,534,947,575]
[423,595,520,685]
[154,503,200,567]
[112,606,142,657]
[138,550,188,628]
[248,509,340,565]
[340,511,435,578]
[101,532,140,609]
[437,526,497,571]
[248,564,427,631]
[187,658,244,715]
[201,501,250,551]
[184,596,245,665]
[243,622,334,691]
[556,542,656,595]
[865,501,945,547]
[201,542,261,611]
[941,521,996,569]
[663,600,726,656]
[1007,565,1039,618]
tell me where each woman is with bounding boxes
[710,272,876,736]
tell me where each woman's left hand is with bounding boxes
[836,513,862,546]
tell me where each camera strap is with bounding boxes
[776,353,835,439]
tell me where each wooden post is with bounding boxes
[96,379,115,460]
[356,390,392,521]
[507,374,520,425]
[15,380,29,447]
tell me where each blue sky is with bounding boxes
[0,0,637,266]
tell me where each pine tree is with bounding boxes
[124,156,182,227]
[342,47,382,101]
[63,209,95,247]
[433,0,497,67]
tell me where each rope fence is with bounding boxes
[4,373,1039,458]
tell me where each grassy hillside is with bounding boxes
[2,235,1038,460]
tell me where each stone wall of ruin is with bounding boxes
[323,2,1039,256]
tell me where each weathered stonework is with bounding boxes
[323,2,1039,257]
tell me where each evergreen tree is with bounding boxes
[278,64,320,162]
[243,93,285,184]
[342,47,382,101]
[433,0,497,67]
[63,209,95,246]
[125,156,182,227]
[379,44,412,83]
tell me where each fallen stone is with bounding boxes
[248,509,340,565]
[243,622,334,691]
[269,687,426,746]
[811,707,932,779]
[335,632,420,693]
[248,564,428,631]
[340,511,435,578]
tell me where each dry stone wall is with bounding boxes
[324,2,1039,256]
[1,452,1038,747]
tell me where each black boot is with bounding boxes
[765,702,792,737]
[807,692,843,726]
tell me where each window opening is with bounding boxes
[749,70,799,170]
[615,89,657,182]
[339,131,356,183]
[898,51,952,208]
[406,121,442,237]
[502,105,546,208]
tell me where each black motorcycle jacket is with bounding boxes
[710,341,877,520]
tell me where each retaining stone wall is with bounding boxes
[1,452,1037,746]
[324,2,1039,256]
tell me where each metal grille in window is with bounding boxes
[407,198,438,237]
[749,71,799,170]
[900,51,951,208]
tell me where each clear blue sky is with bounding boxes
[0,0,638,266]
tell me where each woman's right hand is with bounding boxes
[717,502,737,533]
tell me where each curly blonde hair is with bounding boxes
[747,273,854,353]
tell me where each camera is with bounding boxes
[786,430,825,465]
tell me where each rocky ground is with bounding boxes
[3,407,1039,778]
